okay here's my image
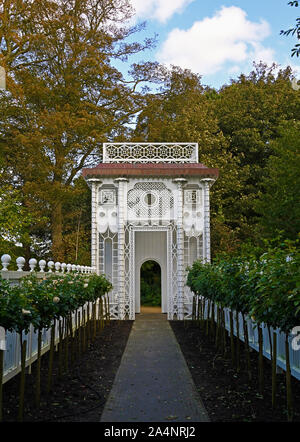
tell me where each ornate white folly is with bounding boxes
[82,143,219,320]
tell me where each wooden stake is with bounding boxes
[285,333,293,421]
[230,310,235,367]
[258,325,264,396]
[58,319,63,377]
[0,349,3,422]
[18,335,27,422]
[236,311,240,372]
[47,321,56,394]
[242,314,252,381]
[35,329,42,408]
[272,331,277,409]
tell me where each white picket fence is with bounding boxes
[200,298,300,381]
[0,254,99,384]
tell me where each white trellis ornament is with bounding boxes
[103,143,199,163]
[83,143,218,320]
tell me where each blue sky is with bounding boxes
[123,0,299,89]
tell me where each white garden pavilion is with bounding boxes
[83,143,219,320]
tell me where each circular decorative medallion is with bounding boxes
[144,192,156,206]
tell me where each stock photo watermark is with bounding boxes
[291,326,300,351]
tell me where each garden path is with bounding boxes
[100,312,209,422]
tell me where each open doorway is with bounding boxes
[140,260,161,313]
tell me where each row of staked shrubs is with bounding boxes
[186,240,300,421]
[0,272,112,421]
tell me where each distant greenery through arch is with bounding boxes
[140,261,161,307]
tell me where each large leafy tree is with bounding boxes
[0,0,160,260]
[214,62,300,245]
[255,121,300,241]
[0,175,33,256]
[62,176,91,265]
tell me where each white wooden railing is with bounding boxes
[0,254,98,384]
[199,298,300,381]
[1,254,95,274]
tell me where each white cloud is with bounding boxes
[131,0,195,23]
[157,6,275,75]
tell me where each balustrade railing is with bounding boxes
[1,254,95,274]
[0,254,97,384]
[193,297,300,381]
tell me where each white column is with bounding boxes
[114,178,128,320]
[201,178,215,264]
[173,178,187,320]
[88,179,102,274]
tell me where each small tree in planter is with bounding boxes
[242,257,266,396]
[0,277,13,421]
[20,274,60,407]
[249,242,300,420]
[0,283,39,421]
[86,274,113,336]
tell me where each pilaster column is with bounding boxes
[87,179,102,274]
[173,178,187,320]
[201,178,215,264]
[114,178,128,320]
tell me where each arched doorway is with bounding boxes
[140,260,161,313]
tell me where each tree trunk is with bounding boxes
[272,331,277,409]
[192,296,196,322]
[77,311,81,358]
[64,318,69,372]
[258,325,264,396]
[236,311,240,372]
[18,335,27,422]
[35,329,42,408]
[210,302,215,338]
[69,314,74,364]
[285,333,293,421]
[82,309,86,353]
[230,310,235,367]
[195,296,202,327]
[200,298,205,332]
[206,300,211,336]
[22,243,31,271]
[0,350,3,422]
[107,294,110,323]
[47,322,56,394]
[93,302,97,340]
[58,319,63,377]
[222,308,227,356]
[242,314,252,382]
[215,306,220,349]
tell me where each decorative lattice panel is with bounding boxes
[183,233,203,319]
[123,225,132,319]
[171,223,178,318]
[183,187,203,237]
[103,143,198,163]
[127,182,174,222]
[98,229,119,319]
